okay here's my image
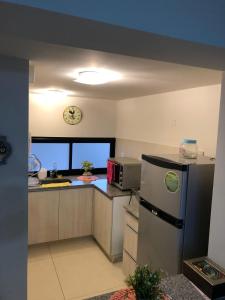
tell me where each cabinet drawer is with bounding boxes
[124,225,138,260]
[125,212,138,233]
[123,250,137,277]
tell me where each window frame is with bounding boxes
[31,137,115,176]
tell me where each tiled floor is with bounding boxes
[28,237,127,300]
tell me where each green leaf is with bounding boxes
[126,265,163,300]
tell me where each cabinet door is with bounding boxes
[123,250,137,277]
[59,188,94,240]
[124,225,138,260]
[125,212,139,233]
[93,189,112,255]
[28,191,59,245]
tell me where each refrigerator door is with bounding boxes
[140,155,188,219]
[137,201,184,275]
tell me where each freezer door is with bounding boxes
[137,203,183,275]
[140,158,187,219]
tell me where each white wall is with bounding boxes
[208,74,225,268]
[30,85,221,158]
[0,56,28,300]
[29,94,116,137]
[115,138,178,160]
[116,84,221,157]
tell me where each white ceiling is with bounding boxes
[29,44,222,100]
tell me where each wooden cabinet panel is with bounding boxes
[28,191,59,245]
[59,188,94,240]
[125,212,138,233]
[93,189,112,255]
[123,250,137,277]
[124,225,138,261]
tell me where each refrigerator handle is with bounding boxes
[142,154,188,171]
[140,199,184,229]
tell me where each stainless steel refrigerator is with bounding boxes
[137,154,215,275]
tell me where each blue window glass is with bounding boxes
[72,143,110,169]
[32,143,70,170]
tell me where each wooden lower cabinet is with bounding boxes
[59,188,94,239]
[123,211,139,276]
[124,225,138,261]
[93,189,112,255]
[28,187,129,258]
[28,191,59,245]
[123,250,137,277]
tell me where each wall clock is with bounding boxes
[63,106,82,125]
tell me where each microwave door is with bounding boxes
[114,163,120,184]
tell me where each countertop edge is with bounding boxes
[28,179,131,200]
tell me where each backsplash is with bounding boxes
[115,138,178,160]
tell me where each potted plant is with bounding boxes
[110,265,169,300]
[81,160,93,176]
[127,265,163,300]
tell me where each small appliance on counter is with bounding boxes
[37,167,47,180]
[107,157,141,190]
[28,154,41,186]
[137,154,215,275]
[183,257,225,299]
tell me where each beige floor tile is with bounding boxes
[28,259,65,300]
[49,237,96,258]
[28,243,50,262]
[52,245,126,300]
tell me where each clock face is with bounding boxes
[63,106,82,125]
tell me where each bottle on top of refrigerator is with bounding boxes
[179,139,198,159]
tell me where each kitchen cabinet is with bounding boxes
[123,210,139,276]
[28,191,59,245]
[125,212,139,233]
[28,186,130,260]
[59,188,94,239]
[124,225,138,260]
[93,189,130,261]
[123,250,137,277]
[93,189,112,255]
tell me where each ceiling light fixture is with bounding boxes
[42,89,69,100]
[73,68,122,85]
[31,89,73,98]
[30,89,74,108]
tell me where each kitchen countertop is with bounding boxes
[161,274,209,300]
[29,176,132,199]
[85,274,209,300]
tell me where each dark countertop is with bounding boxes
[28,177,131,199]
[85,274,209,300]
[161,274,209,300]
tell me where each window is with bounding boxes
[31,137,115,175]
[32,143,70,171]
[72,143,110,169]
